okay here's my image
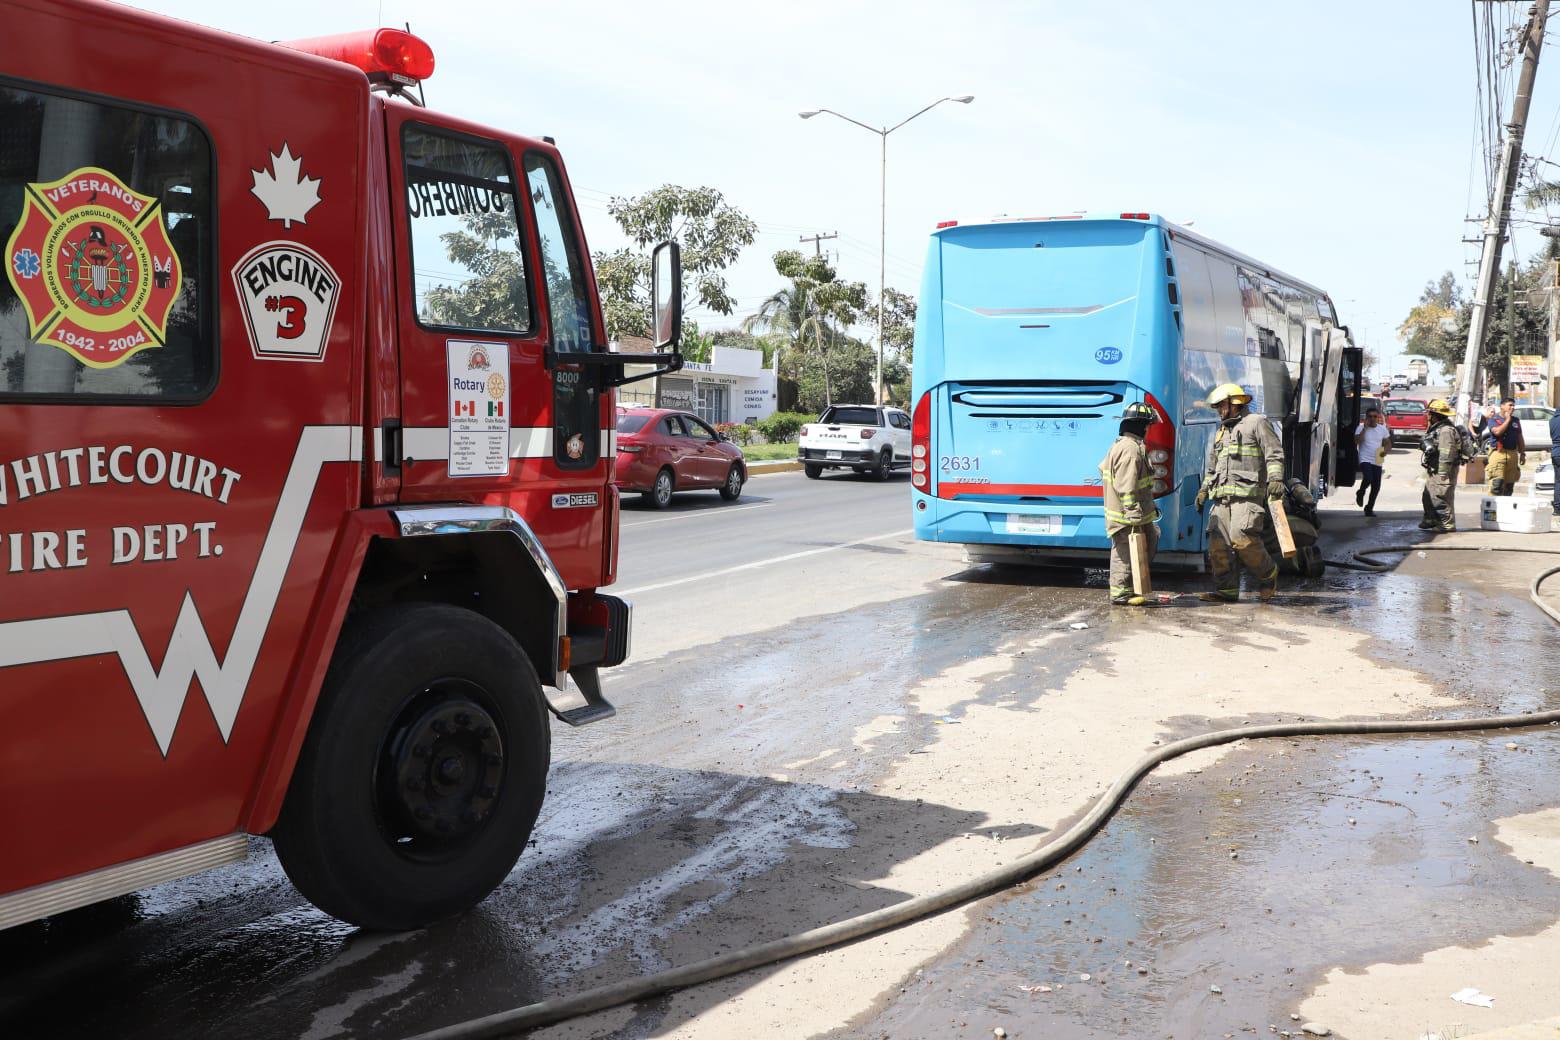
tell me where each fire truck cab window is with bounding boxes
[522,154,593,353]
[0,83,215,402]
[402,125,530,334]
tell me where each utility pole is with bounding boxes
[1503,258,1517,399]
[1459,0,1549,423]
[798,231,837,259]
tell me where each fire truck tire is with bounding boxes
[719,464,744,501]
[803,463,823,479]
[271,603,549,931]
[644,468,675,509]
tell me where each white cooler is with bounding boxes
[1480,495,1551,534]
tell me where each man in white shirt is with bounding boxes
[1355,407,1389,516]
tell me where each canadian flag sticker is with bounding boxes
[447,339,509,477]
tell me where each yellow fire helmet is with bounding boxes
[1207,383,1252,407]
[1426,398,1455,416]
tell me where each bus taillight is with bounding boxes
[1143,392,1175,496]
[911,392,931,490]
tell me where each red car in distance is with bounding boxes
[614,407,748,508]
[1381,398,1429,444]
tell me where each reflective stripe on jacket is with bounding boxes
[1099,433,1160,536]
[1201,412,1284,501]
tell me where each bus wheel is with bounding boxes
[804,463,823,479]
[271,603,549,931]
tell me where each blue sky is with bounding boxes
[129,1,1560,378]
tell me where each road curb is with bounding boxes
[747,460,803,476]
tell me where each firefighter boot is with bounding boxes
[1257,564,1279,602]
[1202,520,1241,603]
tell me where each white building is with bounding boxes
[620,345,778,426]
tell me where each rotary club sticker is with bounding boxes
[447,339,510,477]
[4,167,182,369]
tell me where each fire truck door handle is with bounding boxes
[382,419,403,476]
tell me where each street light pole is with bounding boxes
[800,95,974,404]
[879,130,886,404]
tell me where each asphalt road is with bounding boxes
[614,468,912,597]
[6,442,1560,1040]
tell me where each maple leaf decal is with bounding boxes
[250,143,321,228]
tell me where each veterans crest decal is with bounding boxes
[4,167,182,369]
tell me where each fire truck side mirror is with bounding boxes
[652,241,682,353]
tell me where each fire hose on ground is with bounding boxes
[407,543,1560,1040]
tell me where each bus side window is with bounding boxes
[1210,259,1245,355]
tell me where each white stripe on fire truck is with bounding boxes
[0,425,362,756]
[386,427,615,464]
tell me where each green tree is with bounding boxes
[878,287,917,403]
[592,185,757,343]
[680,327,714,364]
[879,287,917,363]
[1396,272,1464,373]
[745,250,870,410]
[1397,263,1549,394]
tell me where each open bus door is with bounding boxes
[1332,336,1364,488]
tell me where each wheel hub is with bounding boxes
[389,697,503,842]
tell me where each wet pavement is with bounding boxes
[843,731,1560,1040]
[3,456,1558,1039]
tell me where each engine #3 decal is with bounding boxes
[5,166,182,369]
[231,240,340,362]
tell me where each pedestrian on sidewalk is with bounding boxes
[1420,398,1461,532]
[1194,383,1284,603]
[1354,406,1388,516]
[1485,397,1526,496]
[1099,403,1160,606]
[1550,407,1560,518]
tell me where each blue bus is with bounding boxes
[909,212,1362,569]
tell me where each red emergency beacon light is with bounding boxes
[280,28,436,87]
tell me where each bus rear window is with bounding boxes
[939,222,1149,317]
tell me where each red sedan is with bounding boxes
[614,407,747,508]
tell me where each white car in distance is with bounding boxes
[798,404,912,481]
[1514,405,1554,450]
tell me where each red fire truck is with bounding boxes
[0,1,682,930]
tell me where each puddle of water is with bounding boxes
[846,732,1560,1039]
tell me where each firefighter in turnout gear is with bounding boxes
[1099,402,1161,605]
[1419,398,1461,531]
[1194,383,1285,602]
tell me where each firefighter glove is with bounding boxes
[1194,486,1209,510]
[1266,480,1285,499]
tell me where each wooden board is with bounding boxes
[1128,528,1152,595]
[1269,499,1298,558]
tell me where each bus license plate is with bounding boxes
[1007,514,1061,535]
[826,450,842,460]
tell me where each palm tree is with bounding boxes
[745,250,871,408]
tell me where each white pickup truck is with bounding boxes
[797,404,912,480]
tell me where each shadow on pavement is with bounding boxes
[0,766,1005,1040]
